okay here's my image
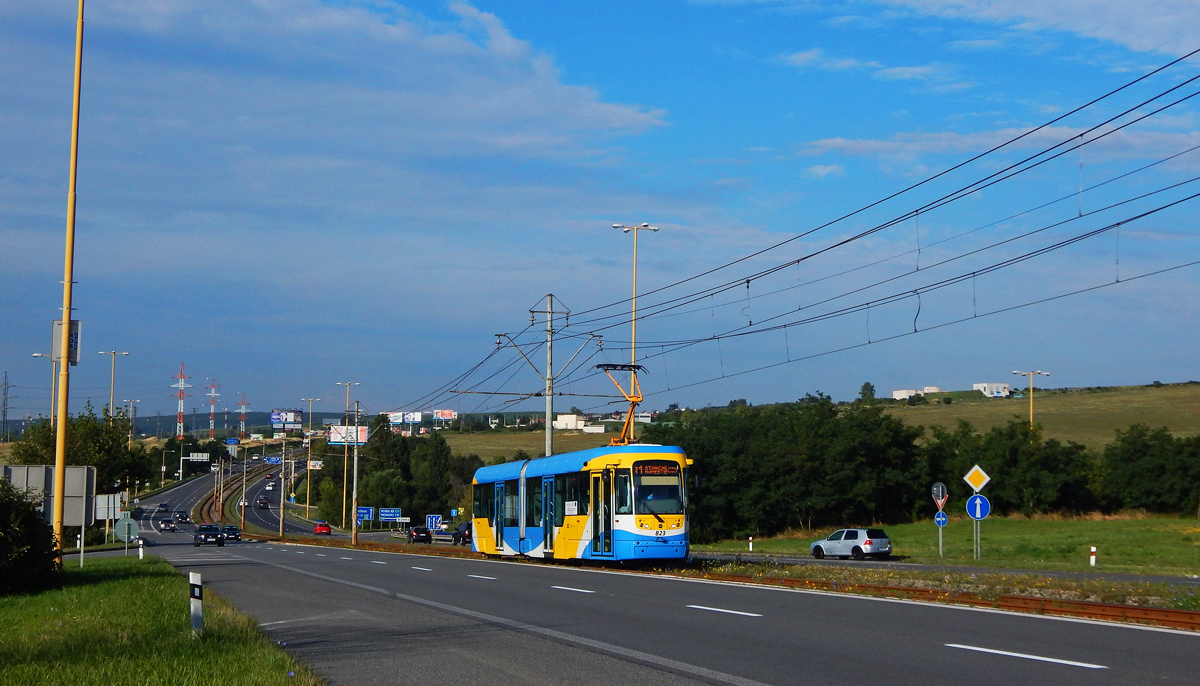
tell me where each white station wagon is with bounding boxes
[810,528,892,560]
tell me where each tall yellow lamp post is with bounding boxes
[99,351,129,420]
[599,223,658,445]
[1012,370,1050,428]
[300,397,320,517]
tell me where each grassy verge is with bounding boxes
[694,514,1200,576]
[442,431,611,461]
[0,556,321,686]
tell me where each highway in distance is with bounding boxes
[151,538,1200,686]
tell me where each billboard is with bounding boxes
[433,409,457,420]
[271,410,302,429]
[387,412,405,426]
[388,412,424,425]
[328,425,369,445]
[308,460,323,470]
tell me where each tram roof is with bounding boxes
[473,444,685,483]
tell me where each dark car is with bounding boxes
[221,525,241,541]
[157,502,171,512]
[407,526,432,543]
[175,511,191,523]
[256,497,270,509]
[194,524,225,547]
[313,521,332,535]
[451,521,472,546]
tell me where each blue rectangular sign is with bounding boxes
[356,506,375,521]
[425,514,442,530]
[225,438,239,445]
[264,456,282,465]
[379,508,403,522]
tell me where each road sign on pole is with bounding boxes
[425,514,442,530]
[931,482,948,510]
[264,456,282,465]
[962,465,990,492]
[356,506,374,521]
[966,494,991,520]
[934,511,948,527]
[379,508,403,522]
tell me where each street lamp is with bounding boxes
[300,397,320,518]
[1012,370,1051,428]
[98,351,129,421]
[32,353,56,428]
[122,399,139,447]
[605,222,659,445]
[335,382,359,529]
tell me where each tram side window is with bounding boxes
[503,480,520,528]
[554,475,567,527]
[525,479,543,527]
[555,472,589,525]
[474,484,495,520]
[614,469,633,515]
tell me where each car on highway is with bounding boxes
[194,524,226,547]
[159,518,176,532]
[264,473,273,479]
[175,511,191,523]
[452,521,472,546]
[221,525,242,541]
[810,528,892,560]
[407,526,432,544]
[313,521,332,535]
[265,482,275,491]
[256,497,270,509]
[157,502,171,512]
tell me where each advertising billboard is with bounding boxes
[433,409,457,420]
[271,410,303,429]
[328,425,369,445]
[308,460,323,470]
[387,412,405,426]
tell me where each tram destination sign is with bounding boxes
[632,461,679,476]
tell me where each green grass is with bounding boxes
[695,514,1200,575]
[885,382,1200,448]
[442,431,612,462]
[0,557,321,686]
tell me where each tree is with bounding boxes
[0,480,60,595]
[8,403,152,491]
[859,382,876,403]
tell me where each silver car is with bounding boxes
[810,528,891,560]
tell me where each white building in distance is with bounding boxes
[973,382,1010,398]
[892,386,940,400]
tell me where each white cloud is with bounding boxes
[781,48,881,71]
[872,0,1200,57]
[781,47,969,90]
[805,164,845,178]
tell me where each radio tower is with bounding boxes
[172,364,192,439]
[206,380,220,439]
[236,393,249,439]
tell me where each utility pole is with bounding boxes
[351,400,361,546]
[237,393,249,439]
[335,382,359,529]
[123,399,139,447]
[301,397,320,518]
[206,380,219,440]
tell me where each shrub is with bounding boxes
[0,479,61,595]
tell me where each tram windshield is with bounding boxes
[633,461,684,515]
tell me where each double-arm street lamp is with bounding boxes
[1012,370,1051,428]
[98,351,129,420]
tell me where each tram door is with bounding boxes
[542,476,555,556]
[494,482,504,551]
[591,470,613,556]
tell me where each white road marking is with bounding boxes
[551,585,596,594]
[371,560,386,565]
[686,605,762,617]
[316,553,326,557]
[340,556,353,560]
[296,551,304,554]
[945,644,1107,669]
[468,574,497,580]
[412,566,432,572]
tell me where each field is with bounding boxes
[0,556,319,686]
[695,514,1200,576]
[884,382,1200,448]
[442,430,611,462]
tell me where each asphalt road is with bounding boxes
[145,539,1200,686]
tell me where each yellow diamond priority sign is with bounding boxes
[963,464,990,492]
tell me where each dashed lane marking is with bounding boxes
[468,574,497,580]
[945,644,1107,669]
[371,561,386,565]
[412,567,432,571]
[552,586,596,594]
[686,605,762,618]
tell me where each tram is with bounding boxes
[471,444,691,562]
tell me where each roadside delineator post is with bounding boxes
[138,538,144,560]
[189,572,204,637]
[1090,546,1097,567]
[748,536,753,552]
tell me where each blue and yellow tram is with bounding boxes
[471,444,691,561]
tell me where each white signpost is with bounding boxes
[962,465,991,559]
[931,482,948,558]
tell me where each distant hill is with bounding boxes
[884,382,1200,448]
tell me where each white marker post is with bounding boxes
[1090,546,1097,567]
[189,572,203,637]
[748,536,753,552]
[138,538,144,560]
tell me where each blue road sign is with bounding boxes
[379,508,402,522]
[426,514,442,530]
[356,506,375,522]
[450,509,457,517]
[935,511,948,527]
[966,494,991,520]
[225,438,239,445]
[264,456,282,465]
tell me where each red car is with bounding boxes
[313,521,332,535]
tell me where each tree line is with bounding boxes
[643,394,1200,543]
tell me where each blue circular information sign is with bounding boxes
[934,511,948,527]
[966,494,991,520]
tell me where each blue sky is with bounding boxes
[1,1,1198,422]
